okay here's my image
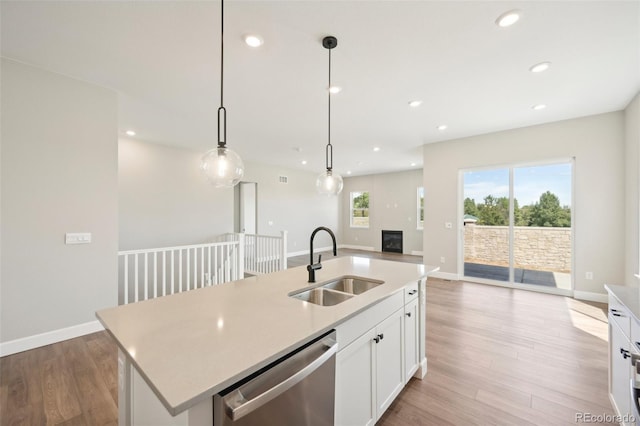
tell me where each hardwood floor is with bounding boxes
[1,332,118,426]
[1,263,615,425]
[378,278,615,426]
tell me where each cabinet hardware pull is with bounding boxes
[378,333,384,340]
[373,336,380,344]
[613,313,623,317]
[611,309,619,312]
[621,348,631,359]
[408,290,417,295]
[405,312,412,318]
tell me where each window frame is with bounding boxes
[417,187,424,230]
[350,191,370,228]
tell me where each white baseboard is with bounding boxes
[429,271,459,281]
[0,320,104,357]
[338,245,375,251]
[573,291,608,303]
[410,251,424,256]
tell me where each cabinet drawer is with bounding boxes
[404,281,419,303]
[336,291,404,350]
[609,294,631,339]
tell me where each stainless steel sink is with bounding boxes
[290,288,354,306]
[321,276,385,295]
[289,276,385,306]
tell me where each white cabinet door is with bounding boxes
[404,298,419,383]
[336,328,377,426]
[375,308,405,417]
[610,316,631,421]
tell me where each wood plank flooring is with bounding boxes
[0,332,118,426]
[378,278,615,426]
[1,256,615,425]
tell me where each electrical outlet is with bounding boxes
[440,257,446,263]
[586,272,593,280]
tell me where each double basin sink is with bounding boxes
[289,276,385,306]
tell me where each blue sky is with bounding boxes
[464,163,572,207]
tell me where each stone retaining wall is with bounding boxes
[464,225,571,272]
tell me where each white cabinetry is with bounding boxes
[607,293,638,426]
[374,308,405,416]
[335,280,424,426]
[404,297,419,383]
[335,308,404,426]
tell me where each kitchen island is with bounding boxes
[96,256,438,425]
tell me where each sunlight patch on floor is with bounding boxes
[565,297,608,341]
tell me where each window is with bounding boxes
[350,191,370,228]
[417,187,424,229]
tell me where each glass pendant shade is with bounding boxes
[201,147,245,188]
[316,169,343,196]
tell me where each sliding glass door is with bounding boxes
[462,161,573,294]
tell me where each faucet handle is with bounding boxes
[317,254,322,264]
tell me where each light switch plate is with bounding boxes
[65,232,92,244]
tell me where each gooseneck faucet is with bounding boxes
[307,226,337,283]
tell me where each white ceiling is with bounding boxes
[2,1,639,176]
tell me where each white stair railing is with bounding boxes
[218,231,287,275]
[117,239,244,305]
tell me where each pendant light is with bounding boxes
[201,0,245,188]
[316,36,344,196]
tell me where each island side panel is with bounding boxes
[119,349,212,426]
[416,277,427,378]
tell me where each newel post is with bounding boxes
[238,232,245,279]
[280,230,288,270]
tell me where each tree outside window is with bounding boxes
[350,191,370,228]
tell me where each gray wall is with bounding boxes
[340,169,424,254]
[117,143,339,255]
[1,59,118,342]
[242,161,339,255]
[625,93,640,286]
[118,138,233,250]
[423,111,625,295]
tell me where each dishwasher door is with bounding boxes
[214,330,337,426]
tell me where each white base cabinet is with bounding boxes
[335,308,404,426]
[404,297,420,383]
[335,280,425,426]
[607,290,639,426]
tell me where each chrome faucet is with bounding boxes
[307,226,337,283]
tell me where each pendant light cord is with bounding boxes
[326,47,333,172]
[217,0,226,148]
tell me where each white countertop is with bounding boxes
[96,256,437,415]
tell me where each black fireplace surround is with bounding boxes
[382,230,403,254]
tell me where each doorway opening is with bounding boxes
[234,182,257,234]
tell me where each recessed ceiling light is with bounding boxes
[529,62,551,73]
[495,10,521,27]
[437,125,448,131]
[347,170,352,175]
[301,160,307,165]
[532,104,547,110]
[373,147,381,152]
[410,162,417,167]
[125,130,136,136]
[328,86,342,94]
[244,35,263,48]
[408,100,423,108]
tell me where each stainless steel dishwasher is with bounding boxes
[213,330,337,426]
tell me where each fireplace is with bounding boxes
[382,230,403,254]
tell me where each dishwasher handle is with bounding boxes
[223,334,338,421]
